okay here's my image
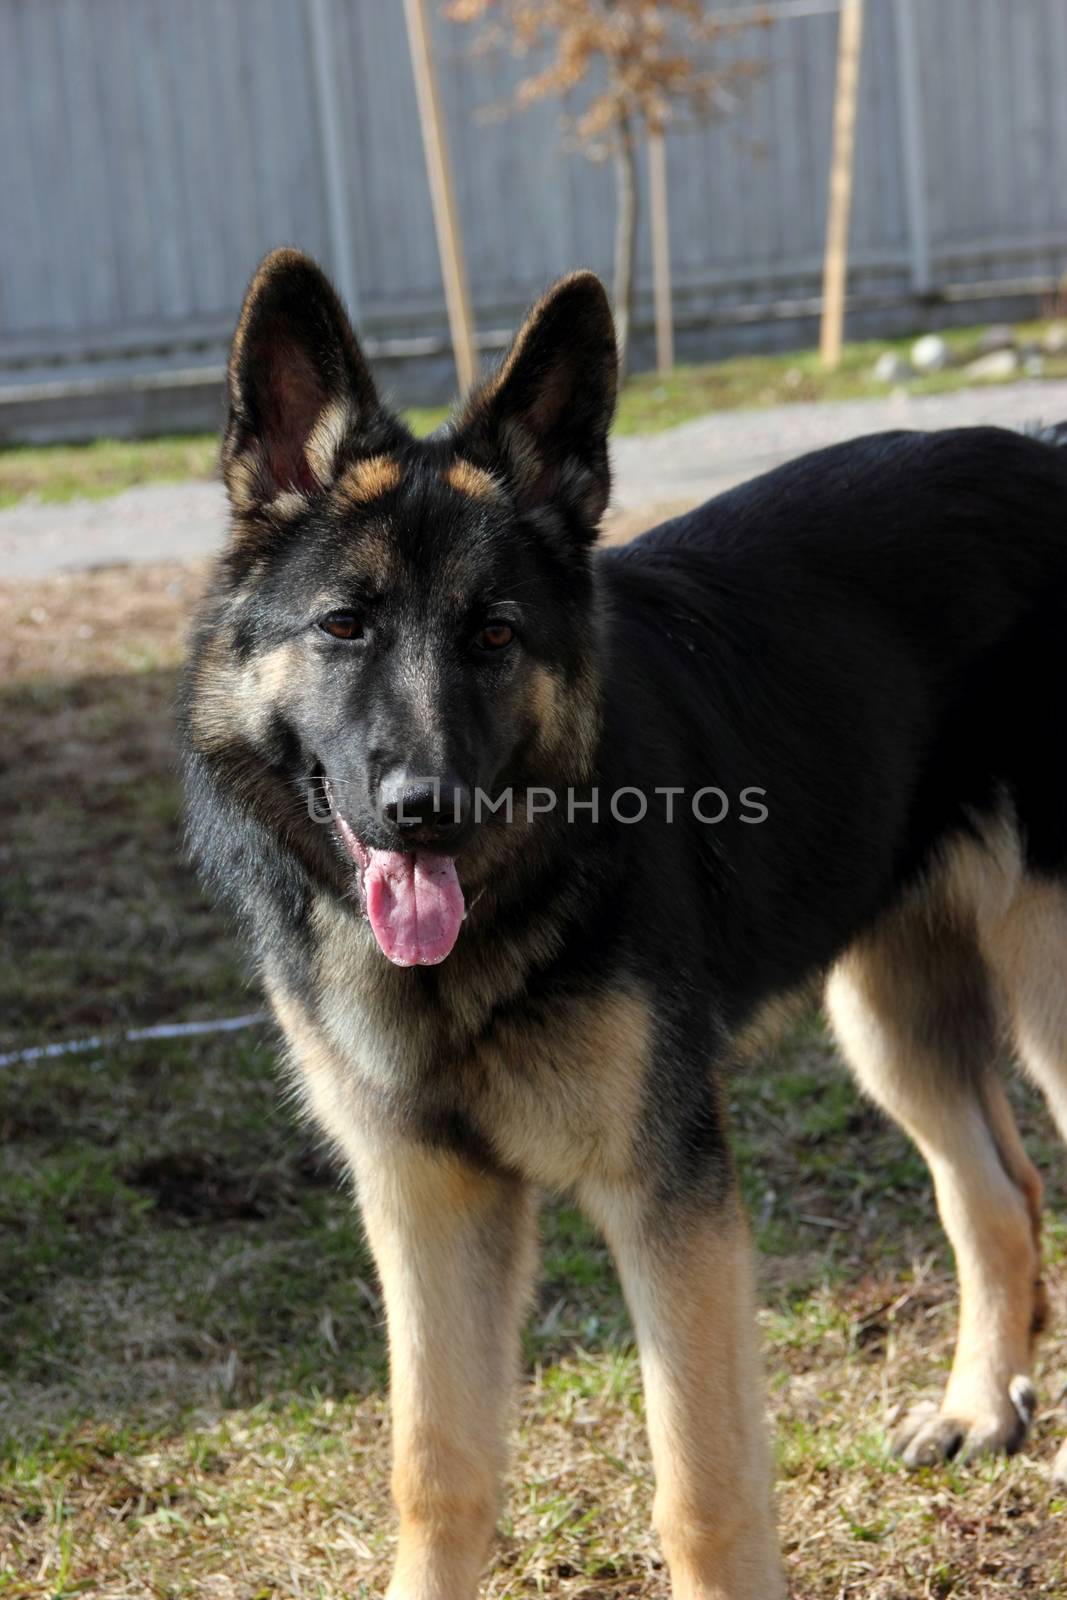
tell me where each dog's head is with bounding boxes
[187,249,616,967]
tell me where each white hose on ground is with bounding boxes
[0,1011,269,1069]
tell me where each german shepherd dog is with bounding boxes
[181,248,1067,1598]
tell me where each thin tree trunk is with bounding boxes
[819,0,865,369]
[613,113,638,380]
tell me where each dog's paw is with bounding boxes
[889,1376,1035,1467]
[1051,1436,1067,1487]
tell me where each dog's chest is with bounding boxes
[283,901,654,1191]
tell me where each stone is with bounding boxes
[911,333,949,373]
[1041,323,1067,354]
[964,348,1020,379]
[975,324,1016,355]
[872,351,912,384]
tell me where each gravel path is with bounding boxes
[609,378,1067,515]
[3,379,1067,580]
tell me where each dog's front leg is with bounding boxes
[353,1138,537,1600]
[588,1182,784,1600]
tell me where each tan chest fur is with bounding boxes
[267,893,652,1194]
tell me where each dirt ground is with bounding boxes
[3,554,1067,1598]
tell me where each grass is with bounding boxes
[3,562,1067,1596]
[607,318,1067,436]
[0,435,222,512]
[2,318,1065,510]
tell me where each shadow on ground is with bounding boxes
[0,629,632,1450]
[4,562,1067,1597]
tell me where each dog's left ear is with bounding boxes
[456,272,617,533]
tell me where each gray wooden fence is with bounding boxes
[1,0,1066,418]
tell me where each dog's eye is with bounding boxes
[319,611,364,641]
[474,621,514,652]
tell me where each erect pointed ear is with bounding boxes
[455,272,617,533]
[223,248,383,516]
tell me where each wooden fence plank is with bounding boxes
[0,0,1065,386]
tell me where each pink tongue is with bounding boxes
[363,850,465,967]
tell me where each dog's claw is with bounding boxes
[891,1381,1034,1467]
[893,1405,963,1467]
[1009,1374,1036,1427]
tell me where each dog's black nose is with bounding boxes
[379,771,471,836]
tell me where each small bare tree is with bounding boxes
[445,0,768,375]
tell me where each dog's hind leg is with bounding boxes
[981,875,1067,1137]
[585,1182,785,1600]
[826,899,1044,1466]
[978,873,1067,1478]
[352,1138,537,1600]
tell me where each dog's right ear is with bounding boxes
[222,249,383,517]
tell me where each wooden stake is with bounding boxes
[306,0,360,321]
[819,0,865,368]
[647,129,674,375]
[403,0,477,391]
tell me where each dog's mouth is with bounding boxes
[325,782,466,968]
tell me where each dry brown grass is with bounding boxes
[0,559,208,684]
[5,1190,1067,1599]
[3,557,1067,1598]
